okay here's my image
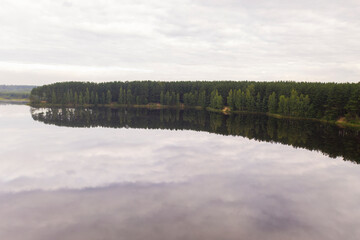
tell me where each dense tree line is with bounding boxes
[30,81,360,121]
[31,107,360,163]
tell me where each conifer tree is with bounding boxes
[106,90,112,104]
[85,88,90,104]
[268,92,277,113]
[126,89,132,104]
[227,90,234,109]
[74,92,78,105]
[95,93,99,106]
[118,87,123,104]
[51,90,56,104]
[79,92,83,105]
[160,91,164,105]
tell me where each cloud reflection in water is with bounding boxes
[0,105,359,240]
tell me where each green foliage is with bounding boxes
[74,92,78,105]
[210,89,223,109]
[101,93,105,104]
[90,91,94,104]
[106,90,112,104]
[95,93,99,106]
[277,90,311,117]
[30,80,360,120]
[79,92,83,105]
[126,89,133,104]
[85,88,90,104]
[255,92,262,111]
[234,89,244,110]
[176,93,180,106]
[160,91,164,105]
[165,91,171,105]
[198,90,206,108]
[278,95,289,115]
[183,91,198,106]
[227,89,234,109]
[345,85,360,120]
[51,90,56,104]
[268,92,277,113]
[118,87,124,104]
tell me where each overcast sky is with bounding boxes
[1,0,359,85]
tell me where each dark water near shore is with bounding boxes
[1,105,360,240]
[31,106,360,163]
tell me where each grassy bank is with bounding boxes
[335,118,360,129]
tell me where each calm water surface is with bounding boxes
[1,104,360,240]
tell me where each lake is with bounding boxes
[1,104,360,240]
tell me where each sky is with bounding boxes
[0,0,359,85]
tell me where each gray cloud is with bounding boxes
[0,0,359,84]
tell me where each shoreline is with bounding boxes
[29,102,360,129]
[0,99,30,104]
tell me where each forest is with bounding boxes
[30,81,360,122]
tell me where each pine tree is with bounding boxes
[95,93,99,106]
[85,88,90,104]
[245,87,255,111]
[198,90,206,107]
[165,91,170,105]
[160,91,164,105]
[51,90,57,104]
[289,89,299,116]
[123,89,127,104]
[345,86,360,119]
[90,91,95,104]
[69,89,74,104]
[106,90,112,104]
[268,92,277,113]
[227,90,234,109]
[101,93,105,104]
[118,87,123,104]
[176,93,180,106]
[216,94,223,109]
[210,89,223,109]
[79,92,83,105]
[126,89,132,104]
[234,89,243,110]
[256,92,262,111]
[66,90,71,104]
[74,92,78,105]
[278,95,289,115]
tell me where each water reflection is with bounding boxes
[0,105,359,240]
[2,175,359,240]
[31,107,360,163]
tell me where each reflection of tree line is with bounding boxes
[31,107,360,163]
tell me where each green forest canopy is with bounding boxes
[30,81,360,121]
